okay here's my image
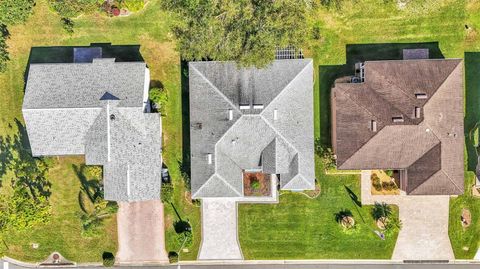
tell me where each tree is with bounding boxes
[162,0,310,67]
[0,0,35,26]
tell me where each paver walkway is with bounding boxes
[361,171,454,261]
[116,201,169,265]
[198,199,243,260]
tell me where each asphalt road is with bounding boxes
[2,260,480,269]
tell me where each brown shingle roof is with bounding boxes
[332,59,464,195]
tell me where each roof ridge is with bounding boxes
[259,115,299,157]
[262,60,312,112]
[422,60,462,108]
[190,64,241,114]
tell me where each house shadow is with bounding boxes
[465,52,480,174]
[24,43,144,92]
[180,59,191,189]
[318,42,444,147]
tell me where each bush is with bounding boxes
[0,0,35,25]
[371,174,382,191]
[149,87,168,115]
[250,180,260,190]
[168,251,178,263]
[119,0,145,12]
[61,17,75,34]
[161,182,173,203]
[49,0,99,18]
[314,139,336,170]
[385,170,394,177]
[102,252,115,267]
[0,25,10,72]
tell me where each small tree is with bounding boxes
[371,202,392,228]
[61,18,75,34]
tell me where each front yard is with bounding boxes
[239,161,399,259]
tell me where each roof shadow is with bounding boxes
[465,52,480,174]
[318,42,444,147]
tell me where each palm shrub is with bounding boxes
[371,202,392,229]
[334,209,354,229]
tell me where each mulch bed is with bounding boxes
[461,208,472,228]
[243,172,271,196]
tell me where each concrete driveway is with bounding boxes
[116,200,169,265]
[361,171,454,261]
[198,199,243,260]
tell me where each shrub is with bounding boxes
[49,0,99,18]
[371,174,382,191]
[61,17,75,34]
[385,170,394,177]
[161,182,173,203]
[102,252,115,267]
[119,0,145,12]
[250,180,260,191]
[168,251,178,263]
[314,140,336,170]
[0,0,35,25]
[149,87,168,115]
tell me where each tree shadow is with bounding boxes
[318,42,444,147]
[180,59,191,189]
[464,52,480,173]
[0,119,51,199]
[72,164,104,210]
[334,209,353,223]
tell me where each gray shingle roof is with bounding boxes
[22,55,162,201]
[189,59,315,198]
[23,59,147,109]
[332,59,464,195]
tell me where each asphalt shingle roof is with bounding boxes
[22,55,161,201]
[332,59,464,195]
[189,59,315,198]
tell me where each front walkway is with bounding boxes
[116,201,169,265]
[361,171,454,261]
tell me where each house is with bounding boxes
[22,47,162,201]
[188,59,315,198]
[331,54,464,195]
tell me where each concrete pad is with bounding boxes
[116,200,169,264]
[198,199,243,260]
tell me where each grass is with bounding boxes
[239,161,399,259]
[240,0,479,259]
[0,0,200,262]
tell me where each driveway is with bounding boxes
[116,200,169,264]
[198,199,243,260]
[361,171,454,261]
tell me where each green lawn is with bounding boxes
[0,0,200,262]
[239,160,399,259]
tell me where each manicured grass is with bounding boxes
[240,0,476,259]
[0,0,200,262]
[239,160,399,259]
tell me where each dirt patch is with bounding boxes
[304,181,321,198]
[243,172,271,196]
[461,208,471,228]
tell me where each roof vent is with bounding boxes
[273,109,278,120]
[207,153,212,164]
[415,93,428,99]
[392,116,404,123]
[370,120,377,132]
[240,104,250,110]
[253,104,264,110]
[228,109,233,120]
[110,114,116,120]
[414,107,421,118]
